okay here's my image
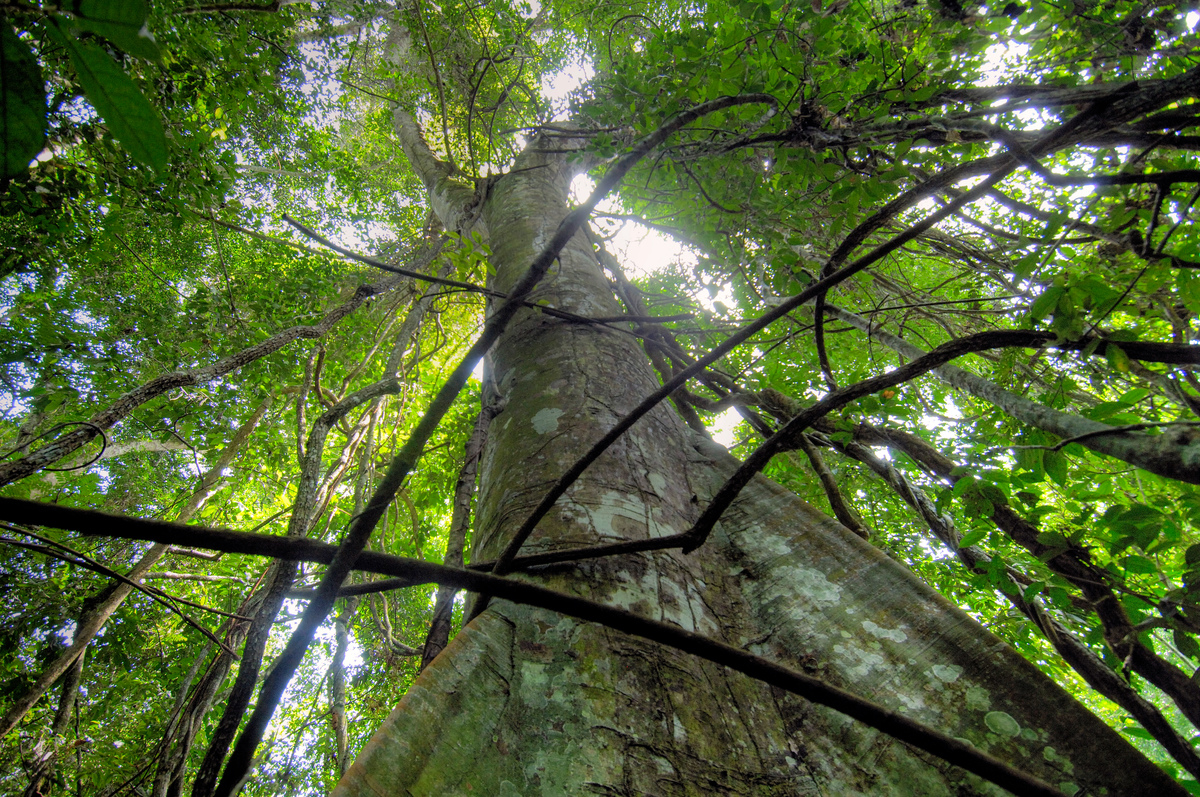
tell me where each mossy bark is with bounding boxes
[334,140,1183,796]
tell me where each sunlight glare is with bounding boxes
[710,407,742,448]
[979,40,1030,87]
[541,61,595,120]
[570,174,693,278]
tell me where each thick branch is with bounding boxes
[849,421,1200,731]
[824,434,1200,778]
[0,497,1071,797]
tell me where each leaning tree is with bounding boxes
[2,0,1200,795]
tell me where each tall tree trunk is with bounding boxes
[332,138,1182,794]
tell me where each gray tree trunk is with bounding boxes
[332,137,1181,795]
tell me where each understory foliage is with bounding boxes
[1,0,1200,793]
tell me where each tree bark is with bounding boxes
[330,596,360,776]
[843,415,1200,732]
[332,136,1183,795]
[22,650,82,796]
[193,257,444,796]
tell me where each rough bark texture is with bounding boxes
[333,141,1181,796]
[845,417,1200,731]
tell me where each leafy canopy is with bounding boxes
[2,0,1200,793]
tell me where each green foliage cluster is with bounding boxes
[0,0,1199,793]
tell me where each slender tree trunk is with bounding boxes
[151,592,260,797]
[329,596,360,776]
[193,257,442,796]
[420,398,499,670]
[22,651,82,796]
[149,640,211,797]
[333,138,1183,794]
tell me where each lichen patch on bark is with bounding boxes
[530,408,563,434]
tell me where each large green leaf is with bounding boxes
[50,22,166,171]
[0,23,47,179]
[1043,448,1069,487]
[69,0,160,61]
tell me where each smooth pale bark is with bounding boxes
[330,596,361,776]
[392,110,481,236]
[333,140,1181,795]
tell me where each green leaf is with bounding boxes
[1046,586,1072,608]
[1014,445,1044,475]
[1037,531,1069,547]
[68,0,160,61]
[1174,629,1200,661]
[49,22,166,171]
[1122,555,1157,575]
[961,489,994,518]
[1013,253,1039,280]
[958,529,987,548]
[1110,534,1136,556]
[1043,449,1069,486]
[1029,286,1063,321]
[0,23,47,178]
[1118,388,1151,404]
[1105,343,1131,373]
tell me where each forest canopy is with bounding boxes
[2,0,1200,794]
